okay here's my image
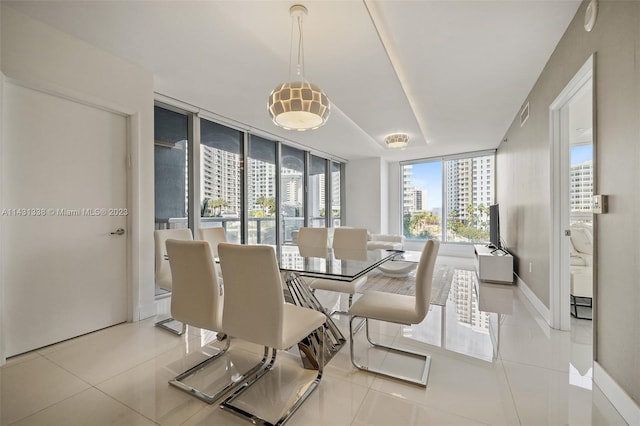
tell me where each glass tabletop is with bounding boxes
[279,245,396,281]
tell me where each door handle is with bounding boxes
[110,228,125,236]
[564,229,571,237]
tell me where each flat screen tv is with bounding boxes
[489,204,500,249]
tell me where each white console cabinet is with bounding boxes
[474,244,514,284]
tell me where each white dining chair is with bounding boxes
[348,239,440,387]
[302,227,369,317]
[198,227,228,278]
[154,228,193,335]
[218,242,327,425]
[165,239,269,403]
[198,227,227,258]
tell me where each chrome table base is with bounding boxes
[283,272,346,369]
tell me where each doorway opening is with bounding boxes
[549,55,595,334]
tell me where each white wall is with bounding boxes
[388,162,402,235]
[345,157,384,232]
[497,0,640,412]
[0,5,156,340]
[0,4,5,365]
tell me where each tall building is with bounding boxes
[200,145,241,215]
[445,156,493,226]
[403,165,415,213]
[570,160,593,213]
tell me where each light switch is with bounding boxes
[593,194,608,214]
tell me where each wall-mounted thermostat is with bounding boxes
[593,194,608,214]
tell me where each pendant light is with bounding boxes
[268,5,330,131]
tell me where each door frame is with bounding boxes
[0,76,137,364]
[549,54,595,331]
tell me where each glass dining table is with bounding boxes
[278,245,397,369]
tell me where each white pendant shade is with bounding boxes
[268,5,330,131]
[268,81,330,131]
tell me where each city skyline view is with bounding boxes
[410,161,443,211]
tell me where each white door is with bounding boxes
[2,83,128,356]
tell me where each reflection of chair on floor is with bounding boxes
[165,239,268,403]
[218,243,327,425]
[569,223,593,319]
[348,239,440,387]
[154,228,193,335]
[300,227,368,316]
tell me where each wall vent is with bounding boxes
[520,102,530,127]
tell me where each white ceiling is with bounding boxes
[5,0,581,162]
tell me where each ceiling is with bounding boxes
[4,0,581,162]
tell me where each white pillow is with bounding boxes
[570,255,587,266]
[570,227,592,255]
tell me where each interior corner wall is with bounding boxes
[497,0,640,408]
[388,162,402,235]
[0,4,5,366]
[0,5,156,322]
[380,159,389,234]
[345,157,383,233]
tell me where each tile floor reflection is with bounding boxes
[0,256,625,425]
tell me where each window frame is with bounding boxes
[400,149,496,244]
[153,99,345,248]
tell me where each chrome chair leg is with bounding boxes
[220,326,325,426]
[349,316,431,387]
[155,317,186,336]
[169,336,274,404]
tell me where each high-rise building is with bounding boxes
[445,156,493,226]
[200,145,241,215]
[570,160,593,212]
[403,165,414,213]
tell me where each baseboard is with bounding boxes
[514,273,552,327]
[154,296,171,317]
[594,362,640,425]
[138,302,157,321]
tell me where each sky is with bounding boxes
[571,144,593,165]
[409,146,592,211]
[410,161,442,210]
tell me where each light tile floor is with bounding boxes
[0,257,626,426]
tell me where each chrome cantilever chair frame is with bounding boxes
[217,242,326,426]
[349,317,431,387]
[220,331,324,426]
[165,239,271,404]
[170,340,275,404]
[347,239,439,387]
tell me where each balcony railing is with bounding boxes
[155,216,340,245]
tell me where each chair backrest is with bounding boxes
[414,239,440,320]
[332,228,368,250]
[154,228,193,291]
[166,239,223,331]
[218,243,284,348]
[297,227,328,248]
[198,227,228,258]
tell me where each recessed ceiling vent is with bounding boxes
[520,102,530,127]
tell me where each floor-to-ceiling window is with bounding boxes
[199,118,243,243]
[402,160,442,241]
[154,101,344,246]
[401,151,495,243]
[154,105,189,230]
[247,135,277,245]
[308,155,327,228]
[330,161,342,227]
[280,145,305,244]
[444,154,494,243]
